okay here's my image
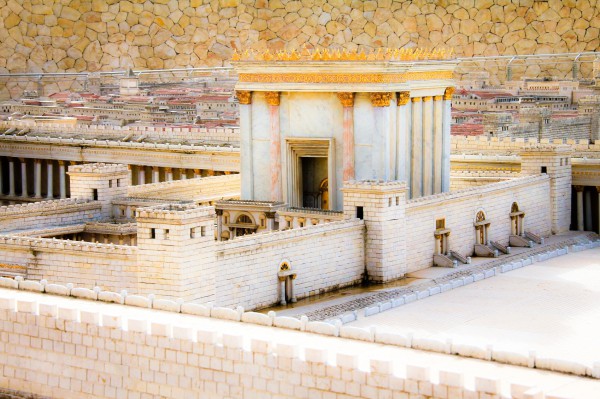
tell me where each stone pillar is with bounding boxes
[575,185,584,231]
[266,91,282,202]
[441,87,454,192]
[215,209,223,241]
[370,92,393,180]
[279,277,286,306]
[266,211,276,231]
[338,92,355,182]
[180,168,187,180]
[58,161,67,199]
[396,92,410,183]
[422,96,434,196]
[165,167,173,182]
[46,161,53,199]
[34,159,42,198]
[19,158,27,197]
[152,166,160,183]
[237,90,254,199]
[411,97,423,197]
[433,95,443,194]
[585,188,593,231]
[206,169,214,177]
[193,169,200,178]
[138,166,145,185]
[8,158,15,197]
[127,164,133,185]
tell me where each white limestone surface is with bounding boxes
[349,247,600,369]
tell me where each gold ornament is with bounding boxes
[235,90,252,105]
[369,92,393,107]
[265,91,280,106]
[397,92,410,106]
[444,87,455,100]
[337,92,355,107]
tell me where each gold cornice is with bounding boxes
[444,87,455,100]
[337,92,354,107]
[238,71,453,84]
[370,92,393,107]
[397,91,410,106]
[235,90,252,105]
[265,91,280,106]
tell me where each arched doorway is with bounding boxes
[319,178,329,210]
[233,213,257,238]
[474,210,490,245]
[277,261,297,305]
[510,202,525,236]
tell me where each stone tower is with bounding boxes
[135,204,216,302]
[67,163,129,218]
[520,144,572,234]
[342,181,407,283]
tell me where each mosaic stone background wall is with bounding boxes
[0,0,598,76]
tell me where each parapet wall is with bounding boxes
[0,121,240,144]
[451,135,600,155]
[127,174,241,201]
[406,175,552,271]
[0,198,102,233]
[1,0,598,86]
[215,219,365,309]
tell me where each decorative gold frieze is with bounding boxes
[411,97,422,103]
[238,71,453,84]
[422,96,432,102]
[397,92,410,106]
[434,95,443,101]
[232,47,454,62]
[444,87,455,100]
[265,91,280,106]
[235,90,252,105]
[369,92,393,107]
[337,92,354,107]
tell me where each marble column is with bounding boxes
[127,165,133,185]
[585,188,593,231]
[396,92,410,183]
[46,161,53,199]
[34,159,42,198]
[215,209,223,241]
[152,166,160,183]
[266,91,282,201]
[138,166,145,185]
[180,169,187,180]
[19,158,27,197]
[433,95,444,194]
[422,96,434,196]
[337,92,355,182]
[370,92,393,180]
[8,158,15,197]
[575,185,584,231]
[411,97,423,197]
[58,161,66,199]
[441,87,454,192]
[237,90,253,199]
[165,167,173,182]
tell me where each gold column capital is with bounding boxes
[433,95,443,101]
[443,87,455,100]
[574,185,584,192]
[58,160,66,166]
[235,90,252,105]
[369,92,393,107]
[337,92,354,107]
[411,97,422,103]
[422,96,432,102]
[265,91,280,106]
[397,91,410,106]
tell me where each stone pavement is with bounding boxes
[272,232,599,321]
[347,246,600,373]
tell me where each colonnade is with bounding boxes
[573,185,600,233]
[127,165,224,186]
[0,156,72,199]
[56,232,137,246]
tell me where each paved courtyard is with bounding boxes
[348,247,600,368]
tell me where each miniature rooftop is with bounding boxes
[233,48,458,92]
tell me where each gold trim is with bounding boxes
[265,91,280,106]
[397,91,410,106]
[238,71,453,84]
[337,92,354,107]
[422,96,432,102]
[444,87,455,100]
[235,90,252,105]
[434,95,443,101]
[0,263,26,270]
[411,97,422,103]
[370,92,393,107]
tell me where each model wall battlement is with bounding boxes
[67,163,128,175]
[0,198,97,218]
[451,135,600,152]
[0,121,240,144]
[83,221,137,235]
[0,234,136,255]
[135,204,215,221]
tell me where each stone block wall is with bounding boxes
[451,135,600,156]
[449,170,516,191]
[127,173,241,201]
[405,175,552,271]
[0,0,599,83]
[215,219,365,309]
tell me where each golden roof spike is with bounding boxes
[231,49,240,61]
[358,49,366,60]
[312,48,321,61]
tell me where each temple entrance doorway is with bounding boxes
[301,157,328,209]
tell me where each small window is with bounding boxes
[356,206,364,220]
[200,226,206,236]
[396,197,400,206]
[164,229,169,239]
[190,228,195,239]
[109,180,112,188]
[436,218,445,230]
[150,228,156,239]
[121,208,125,216]
[92,189,98,200]
[117,179,121,187]
[541,166,547,174]
[388,198,392,207]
